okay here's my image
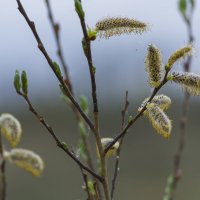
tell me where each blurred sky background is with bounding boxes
[0,0,200,200]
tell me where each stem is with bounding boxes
[0,133,6,200]
[111,91,129,199]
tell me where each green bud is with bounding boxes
[14,70,21,93]
[74,0,85,20]
[87,27,97,41]
[53,62,62,78]
[87,180,95,196]
[128,115,133,123]
[78,121,88,137]
[21,70,28,96]
[61,142,68,150]
[92,66,96,74]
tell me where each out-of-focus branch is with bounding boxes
[169,9,194,200]
[0,133,6,200]
[111,91,129,200]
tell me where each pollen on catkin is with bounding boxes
[4,148,44,177]
[166,44,193,70]
[145,103,172,139]
[95,17,149,39]
[145,44,163,87]
[0,113,22,147]
[171,72,200,95]
[138,94,171,113]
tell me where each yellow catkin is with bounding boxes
[172,72,200,95]
[97,138,119,158]
[166,44,193,69]
[95,17,149,39]
[5,148,44,177]
[0,113,22,147]
[145,103,172,139]
[145,44,163,87]
[138,94,171,113]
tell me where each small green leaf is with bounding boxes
[21,70,28,96]
[163,175,174,200]
[92,66,96,74]
[87,180,95,196]
[179,0,187,14]
[53,62,62,78]
[77,140,88,161]
[78,121,88,137]
[14,70,21,93]
[80,95,89,115]
[74,0,85,19]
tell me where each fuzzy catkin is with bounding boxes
[172,72,200,95]
[166,45,193,69]
[138,94,171,113]
[5,148,44,177]
[0,113,22,147]
[145,103,172,139]
[145,44,163,87]
[95,17,148,39]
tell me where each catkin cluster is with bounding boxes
[138,95,172,138]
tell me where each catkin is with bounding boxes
[138,94,171,113]
[166,45,193,69]
[4,148,44,177]
[145,103,172,139]
[145,44,163,87]
[172,72,200,95]
[95,17,148,39]
[0,113,22,147]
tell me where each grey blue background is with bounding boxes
[1,0,200,199]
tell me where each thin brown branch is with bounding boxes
[16,0,95,133]
[75,3,109,199]
[17,92,103,182]
[111,91,129,200]
[105,70,170,154]
[0,134,6,200]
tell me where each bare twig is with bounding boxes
[169,9,194,200]
[16,91,103,182]
[16,0,95,133]
[0,134,6,200]
[111,91,129,200]
[105,70,170,154]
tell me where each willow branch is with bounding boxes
[105,70,170,154]
[111,91,129,200]
[16,0,95,133]
[16,91,103,182]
